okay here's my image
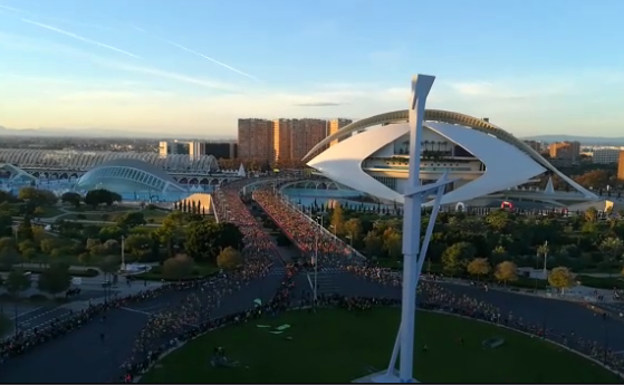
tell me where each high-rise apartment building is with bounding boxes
[328,118,353,147]
[290,119,328,161]
[523,140,542,153]
[272,119,292,163]
[618,151,624,180]
[549,141,580,163]
[238,117,352,164]
[238,118,273,162]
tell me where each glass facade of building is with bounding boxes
[74,159,186,195]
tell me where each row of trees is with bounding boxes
[61,189,122,209]
[464,258,577,292]
[2,263,76,299]
[0,209,245,276]
[173,200,208,215]
[325,204,624,273]
[159,246,243,280]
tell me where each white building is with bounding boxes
[303,109,599,207]
[590,147,622,164]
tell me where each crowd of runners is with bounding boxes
[253,186,363,268]
[1,178,623,382]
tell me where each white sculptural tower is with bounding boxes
[354,74,455,383]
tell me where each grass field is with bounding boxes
[140,308,618,383]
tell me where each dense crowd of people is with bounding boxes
[251,184,624,376]
[2,177,623,382]
[119,264,300,382]
[0,282,197,364]
[253,186,363,268]
[116,179,289,381]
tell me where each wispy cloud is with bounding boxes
[293,102,342,107]
[0,32,239,92]
[0,3,112,31]
[128,24,259,82]
[18,17,140,59]
[166,40,259,82]
[105,61,239,91]
[0,4,21,12]
[127,24,146,34]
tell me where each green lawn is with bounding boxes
[140,308,618,383]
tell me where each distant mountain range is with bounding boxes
[521,135,624,146]
[1,124,623,145]
[0,126,234,140]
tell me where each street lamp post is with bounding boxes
[542,240,549,280]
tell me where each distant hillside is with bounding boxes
[521,135,624,145]
[0,125,233,140]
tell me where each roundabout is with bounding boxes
[139,307,619,384]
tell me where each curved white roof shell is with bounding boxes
[0,149,220,173]
[306,109,598,205]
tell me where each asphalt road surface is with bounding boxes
[0,266,288,383]
[2,267,624,382]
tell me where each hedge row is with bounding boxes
[134,266,218,282]
[0,266,100,277]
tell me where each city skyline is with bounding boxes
[1,0,624,136]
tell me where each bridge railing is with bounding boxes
[278,191,367,261]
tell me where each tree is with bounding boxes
[117,212,146,229]
[217,247,243,270]
[494,261,518,285]
[330,204,345,236]
[344,218,363,243]
[585,207,598,223]
[364,231,383,258]
[0,247,20,270]
[5,268,31,298]
[38,264,71,296]
[40,238,60,255]
[441,242,476,276]
[17,186,40,202]
[548,266,576,294]
[33,206,46,219]
[84,189,122,208]
[0,236,14,251]
[467,258,491,281]
[99,225,125,241]
[491,245,508,264]
[157,211,188,257]
[162,254,194,280]
[382,228,402,259]
[18,239,37,260]
[99,255,120,280]
[599,237,623,273]
[17,216,34,242]
[18,187,57,207]
[184,221,243,264]
[0,213,12,238]
[124,233,153,261]
[61,192,82,208]
[78,252,92,265]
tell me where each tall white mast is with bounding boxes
[356,74,455,383]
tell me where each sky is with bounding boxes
[1,0,624,138]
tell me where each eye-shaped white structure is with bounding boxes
[304,109,598,206]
